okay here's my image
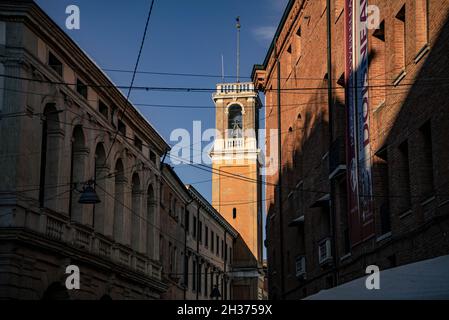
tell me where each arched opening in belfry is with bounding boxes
[228,104,243,138]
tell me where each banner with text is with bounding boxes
[344,0,375,246]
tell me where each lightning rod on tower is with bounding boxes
[236,16,241,83]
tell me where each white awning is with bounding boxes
[305,254,449,300]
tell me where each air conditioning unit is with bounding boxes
[318,238,332,265]
[295,256,306,278]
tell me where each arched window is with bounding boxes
[39,104,61,210]
[228,105,243,138]
[131,172,141,252]
[147,184,156,259]
[69,125,87,223]
[113,159,125,243]
[93,143,107,232]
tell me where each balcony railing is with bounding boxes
[40,210,161,281]
[215,82,255,95]
[213,138,257,152]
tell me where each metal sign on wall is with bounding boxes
[344,0,375,246]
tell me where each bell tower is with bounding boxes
[210,82,264,299]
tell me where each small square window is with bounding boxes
[48,52,63,77]
[150,150,157,163]
[76,79,87,99]
[118,120,126,136]
[134,136,143,151]
[99,101,109,119]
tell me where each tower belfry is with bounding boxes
[210,82,264,299]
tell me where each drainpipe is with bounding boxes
[275,37,286,299]
[326,0,339,285]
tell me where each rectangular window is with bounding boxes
[394,5,406,73]
[229,247,232,264]
[205,226,209,247]
[98,100,109,119]
[110,106,117,128]
[48,52,63,77]
[76,78,88,99]
[185,210,190,233]
[193,216,197,238]
[225,243,228,261]
[420,121,434,198]
[216,236,219,255]
[150,150,157,163]
[398,141,411,212]
[159,234,163,262]
[134,136,143,151]
[199,221,203,243]
[221,240,224,259]
[376,149,391,235]
[211,231,214,252]
[118,120,126,136]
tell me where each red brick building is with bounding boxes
[253,0,449,299]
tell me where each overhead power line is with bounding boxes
[1,73,449,93]
[104,0,156,165]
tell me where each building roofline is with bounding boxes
[161,164,192,202]
[0,0,170,154]
[251,0,296,80]
[185,185,239,238]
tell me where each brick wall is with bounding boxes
[256,0,449,299]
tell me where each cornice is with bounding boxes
[0,1,170,155]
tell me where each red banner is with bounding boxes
[345,0,375,246]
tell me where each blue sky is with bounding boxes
[36,0,288,201]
